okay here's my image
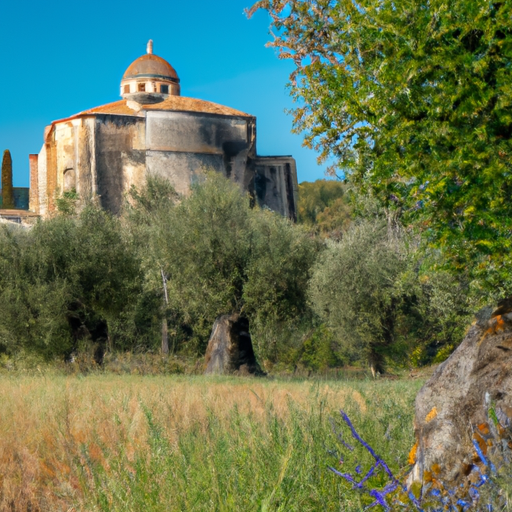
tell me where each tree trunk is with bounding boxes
[65,304,108,365]
[368,346,386,378]
[161,268,169,355]
[204,313,263,375]
[161,317,169,355]
[369,300,397,376]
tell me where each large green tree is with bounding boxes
[249,0,512,293]
[128,173,318,359]
[0,206,144,360]
[309,218,411,374]
[308,214,473,373]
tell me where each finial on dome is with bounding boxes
[147,40,153,54]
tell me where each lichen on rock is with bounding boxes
[408,298,512,503]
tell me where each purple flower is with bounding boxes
[328,410,501,511]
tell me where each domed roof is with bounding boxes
[123,43,179,81]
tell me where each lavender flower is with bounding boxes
[328,410,506,511]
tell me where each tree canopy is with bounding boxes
[248,0,512,292]
[297,180,352,238]
[0,172,473,371]
[0,206,143,359]
[128,173,319,358]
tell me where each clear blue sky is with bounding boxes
[0,0,330,187]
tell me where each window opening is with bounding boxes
[138,83,146,92]
[160,84,169,94]
[63,169,76,193]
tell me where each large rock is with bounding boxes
[204,313,262,375]
[408,299,512,497]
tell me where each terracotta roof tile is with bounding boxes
[144,96,252,117]
[79,97,252,118]
[79,100,135,116]
[123,54,179,80]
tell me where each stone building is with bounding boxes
[29,41,298,219]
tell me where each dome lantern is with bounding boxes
[120,41,180,103]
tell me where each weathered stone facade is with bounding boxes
[30,42,298,219]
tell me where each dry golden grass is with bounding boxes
[0,374,421,511]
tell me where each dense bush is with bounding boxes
[0,207,145,360]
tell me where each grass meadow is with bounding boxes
[0,374,424,511]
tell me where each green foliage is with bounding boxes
[249,0,512,293]
[0,168,472,369]
[309,218,413,373]
[0,206,145,359]
[405,264,475,366]
[0,173,318,364]
[56,189,79,216]
[129,173,253,352]
[308,213,473,372]
[298,180,352,238]
[1,150,14,209]
[163,173,253,327]
[129,173,318,358]
[291,324,345,372]
[298,180,346,224]
[126,177,183,353]
[243,208,319,360]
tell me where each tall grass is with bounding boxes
[0,375,422,511]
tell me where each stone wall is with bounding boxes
[37,143,48,216]
[94,115,146,214]
[77,118,97,201]
[29,154,39,212]
[146,151,225,195]
[145,110,256,196]
[254,156,298,220]
[33,110,297,220]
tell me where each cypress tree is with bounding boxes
[1,150,14,209]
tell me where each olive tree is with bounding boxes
[0,206,143,360]
[129,172,318,359]
[309,218,413,374]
